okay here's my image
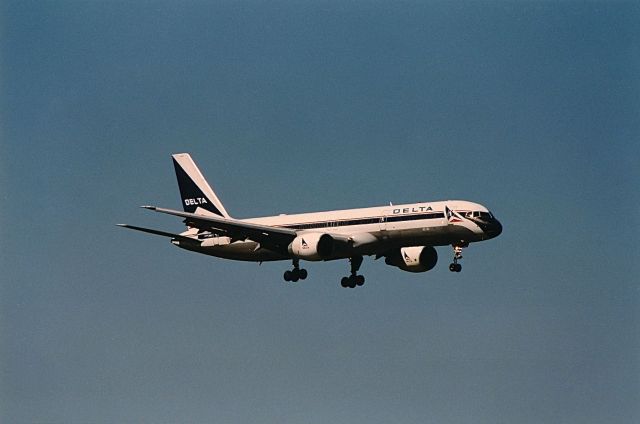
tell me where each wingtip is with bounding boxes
[140,205,157,210]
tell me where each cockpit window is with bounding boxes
[463,211,494,220]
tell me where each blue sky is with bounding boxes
[1,1,639,423]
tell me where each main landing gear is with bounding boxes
[283,257,366,288]
[284,259,308,282]
[341,256,365,288]
[449,243,466,272]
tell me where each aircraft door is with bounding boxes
[379,211,388,231]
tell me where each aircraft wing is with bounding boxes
[141,206,297,253]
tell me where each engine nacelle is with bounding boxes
[288,233,335,261]
[384,246,438,273]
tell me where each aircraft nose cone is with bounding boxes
[487,219,502,238]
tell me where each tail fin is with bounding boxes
[172,153,231,218]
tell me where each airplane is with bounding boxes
[119,153,502,288]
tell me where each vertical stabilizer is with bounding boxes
[171,153,231,218]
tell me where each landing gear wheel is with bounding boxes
[284,259,307,283]
[340,275,363,288]
[449,244,465,273]
[347,276,357,288]
[339,256,365,288]
[449,263,462,272]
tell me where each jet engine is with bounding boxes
[288,233,335,261]
[384,246,438,273]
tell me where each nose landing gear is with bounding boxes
[284,259,308,282]
[449,244,465,272]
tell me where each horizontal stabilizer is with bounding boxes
[117,224,198,244]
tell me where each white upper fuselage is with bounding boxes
[179,200,500,262]
[120,153,503,283]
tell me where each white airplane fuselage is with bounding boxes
[174,200,500,262]
[120,153,502,287]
